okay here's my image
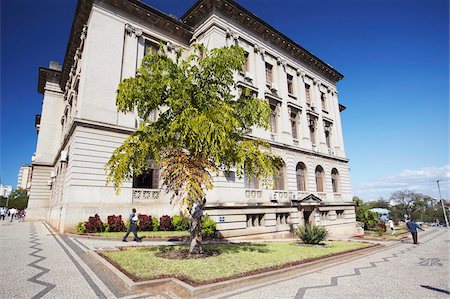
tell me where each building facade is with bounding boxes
[17,164,32,191]
[1,185,13,198]
[28,0,357,237]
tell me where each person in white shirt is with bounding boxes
[0,207,5,220]
[9,208,17,222]
[388,219,395,235]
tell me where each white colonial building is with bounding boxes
[28,0,357,238]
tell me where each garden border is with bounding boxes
[88,242,382,298]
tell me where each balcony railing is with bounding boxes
[132,189,160,202]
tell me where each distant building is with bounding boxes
[28,0,356,237]
[17,165,32,191]
[0,185,13,198]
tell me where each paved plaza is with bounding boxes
[0,220,449,299]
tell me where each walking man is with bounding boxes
[9,207,17,222]
[122,208,142,242]
[388,219,396,235]
[406,218,424,244]
[0,207,5,220]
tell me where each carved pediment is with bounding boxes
[299,194,322,205]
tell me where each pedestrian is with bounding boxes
[406,218,424,244]
[9,207,17,222]
[388,219,395,235]
[0,207,5,220]
[122,208,142,242]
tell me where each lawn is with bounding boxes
[357,227,409,240]
[101,241,371,284]
[85,231,189,238]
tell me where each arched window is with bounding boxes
[273,162,285,190]
[315,165,324,192]
[331,168,339,193]
[296,162,307,191]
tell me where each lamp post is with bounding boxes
[436,180,449,228]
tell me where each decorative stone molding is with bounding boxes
[80,25,88,41]
[165,41,179,52]
[125,23,142,37]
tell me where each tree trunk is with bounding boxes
[189,199,205,254]
[189,212,203,254]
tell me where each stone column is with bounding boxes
[118,24,140,127]
[275,58,291,143]
[313,81,326,152]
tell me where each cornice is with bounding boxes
[38,67,62,94]
[60,0,193,92]
[182,0,344,83]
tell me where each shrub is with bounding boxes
[84,214,104,233]
[107,215,125,232]
[374,222,386,236]
[295,224,328,245]
[125,220,130,231]
[152,216,159,231]
[76,221,86,234]
[172,214,190,231]
[138,214,152,231]
[202,214,216,238]
[159,215,173,231]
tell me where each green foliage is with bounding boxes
[373,222,386,236]
[7,188,29,209]
[125,220,130,231]
[152,216,160,232]
[105,44,282,203]
[353,197,379,230]
[76,221,86,234]
[172,214,190,231]
[294,224,329,245]
[201,215,216,238]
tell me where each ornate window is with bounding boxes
[309,115,317,145]
[331,168,339,193]
[296,162,307,191]
[244,170,259,189]
[243,52,249,73]
[291,111,298,139]
[132,160,159,189]
[269,104,278,133]
[265,63,273,84]
[305,83,311,103]
[315,165,324,192]
[273,163,285,190]
[324,122,332,148]
[287,74,294,94]
[321,92,327,111]
[144,40,159,56]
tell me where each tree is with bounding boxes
[389,190,427,220]
[7,188,29,210]
[106,45,282,254]
[353,196,379,230]
[367,198,389,209]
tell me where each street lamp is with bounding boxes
[436,180,449,228]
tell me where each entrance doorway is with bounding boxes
[303,208,313,225]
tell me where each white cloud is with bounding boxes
[353,165,450,201]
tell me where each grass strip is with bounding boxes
[101,241,372,285]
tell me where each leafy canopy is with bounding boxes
[106,44,282,209]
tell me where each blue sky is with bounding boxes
[1,0,448,200]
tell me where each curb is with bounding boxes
[88,243,383,298]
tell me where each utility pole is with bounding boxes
[436,180,449,228]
